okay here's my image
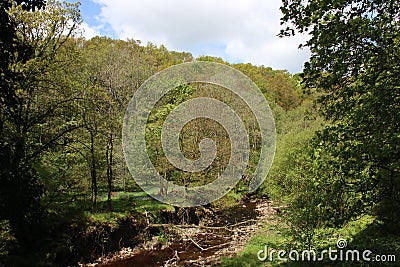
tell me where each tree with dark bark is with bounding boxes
[0,0,81,250]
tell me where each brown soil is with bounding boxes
[82,197,278,267]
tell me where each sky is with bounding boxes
[77,0,310,74]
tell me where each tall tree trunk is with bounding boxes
[90,131,97,206]
[106,132,113,211]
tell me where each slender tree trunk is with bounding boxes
[106,132,113,211]
[90,131,97,206]
[123,168,127,191]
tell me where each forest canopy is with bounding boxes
[0,0,398,265]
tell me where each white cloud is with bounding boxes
[91,0,309,73]
[79,21,101,39]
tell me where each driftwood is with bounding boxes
[146,217,267,266]
[88,200,278,267]
[164,250,180,266]
[148,218,259,232]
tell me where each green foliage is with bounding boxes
[264,103,323,248]
[145,81,265,197]
[0,0,81,254]
[212,190,243,209]
[225,214,398,267]
[220,221,287,267]
[0,0,322,263]
[233,63,302,111]
[0,220,16,256]
[281,0,400,225]
[196,55,229,64]
[264,99,366,247]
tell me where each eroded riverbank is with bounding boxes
[85,196,277,267]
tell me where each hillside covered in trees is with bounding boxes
[1,0,399,266]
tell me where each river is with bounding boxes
[96,197,274,267]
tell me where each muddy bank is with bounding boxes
[89,197,276,267]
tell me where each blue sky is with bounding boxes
[79,0,100,26]
[76,0,310,73]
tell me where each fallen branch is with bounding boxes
[202,241,231,251]
[185,234,205,251]
[149,219,258,231]
[165,250,180,266]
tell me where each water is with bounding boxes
[99,199,259,267]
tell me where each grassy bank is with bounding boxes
[221,215,399,267]
[1,191,176,266]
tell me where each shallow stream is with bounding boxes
[100,199,259,266]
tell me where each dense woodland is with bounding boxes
[0,0,399,266]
